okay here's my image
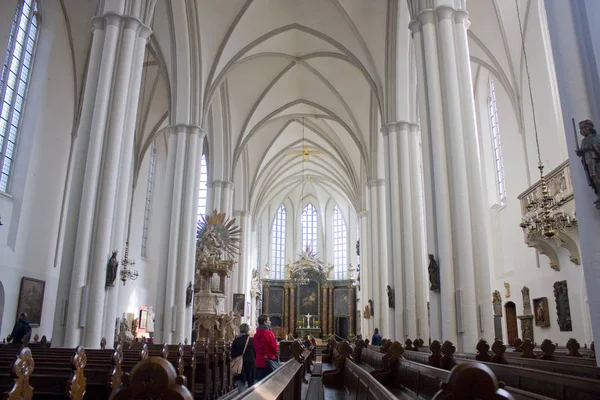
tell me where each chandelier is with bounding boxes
[515,0,573,239]
[120,241,138,284]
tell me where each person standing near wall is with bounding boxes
[253,314,279,380]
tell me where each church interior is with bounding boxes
[0,0,599,398]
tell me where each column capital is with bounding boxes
[211,180,234,189]
[435,5,456,21]
[408,19,421,34]
[416,9,436,26]
[234,210,251,217]
[367,179,385,188]
[167,124,205,136]
[358,210,369,218]
[385,121,412,134]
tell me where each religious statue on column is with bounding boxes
[576,119,600,208]
[105,251,119,288]
[186,282,193,307]
[428,254,440,292]
[386,285,395,308]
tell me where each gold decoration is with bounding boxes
[504,282,511,298]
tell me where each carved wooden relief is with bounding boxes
[533,297,550,327]
[553,280,572,331]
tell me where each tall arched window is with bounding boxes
[333,205,347,280]
[489,80,506,202]
[0,0,39,192]
[197,154,208,220]
[302,203,318,253]
[141,143,156,258]
[271,205,286,280]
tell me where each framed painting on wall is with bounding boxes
[139,309,148,330]
[533,297,550,327]
[233,293,245,316]
[16,277,46,327]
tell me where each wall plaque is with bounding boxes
[553,280,572,331]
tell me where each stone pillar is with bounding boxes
[161,125,204,344]
[544,0,600,362]
[55,2,156,348]
[409,124,430,341]
[368,179,389,337]
[358,211,371,335]
[232,210,250,306]
[283,285,288,335]
[381,126,401,340]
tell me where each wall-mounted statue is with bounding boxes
[521,286,532,315]
[428,254,440,292]
[575,119,600,208]
[386,285,395,308]
[356,240,360,256]
[186,281,193,308]
[492,290,502,317]
[105,251,119,288]
[363,304,370,319]
[504,282,511,298]
[368,299,374,317]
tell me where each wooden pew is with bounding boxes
[221,339,312,400]
[363,343,599,400]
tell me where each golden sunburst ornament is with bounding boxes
[196,210,241,258]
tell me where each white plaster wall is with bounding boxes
[0,1,77,339]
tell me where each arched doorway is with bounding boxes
[504,302,518,345]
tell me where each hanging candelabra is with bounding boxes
[120,241,138,285]
[514,0,577,239]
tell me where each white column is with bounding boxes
[410,124,429,341]
[103,17,152,344]
[162,125,203,344]
[397,122,417,340]
[368,180,389,337]
[381,128,398,340]
[233,210,250,299]
[410,10,457,345]
[358,211,371,336]
[454,10,493,340]
[53,15,106,347]
[544,0,600,362]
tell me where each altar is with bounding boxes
[262,248,357,340]
[296,328,321,339]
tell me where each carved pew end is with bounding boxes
[432,362,514,400]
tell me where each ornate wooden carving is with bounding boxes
[429,340,442,368]
[413,338,424,351]
[161,343,169,359]
[370,341,404,386]
[540,339,556,360]
[67,346,87,400]
[404,339,414,351]
[591,342,595,359]
[4,347,34,400]
[566,338,583,357]
[432,362,514,400]
[521,339,537,359]
[101,337,107,350]
[139,343,148,360]
[475,339,491,362]
[441,341,456,370]
[353,338,366,363]
[110,357,193,400]
[322,341,353,385]
[322,337,337,363]
[109,344,123,394]
[553,280,573,331]
[512,338,523,352]
[177,343,185,376]
[491,340,507,364]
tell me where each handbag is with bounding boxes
[231,336,250,376]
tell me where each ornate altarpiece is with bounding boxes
[262,260,356,340]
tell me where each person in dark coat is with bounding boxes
[8,313,31,344]
[371,328,382,346]
[231,323,255,393]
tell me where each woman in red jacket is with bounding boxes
[253,314,279,380]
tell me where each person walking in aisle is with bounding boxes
[371,328,382,346]
[231,323,255,393]
[253,314,279,381]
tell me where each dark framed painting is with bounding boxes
[334,288,349,316]
[298,281,319,316]
[233,293,246,316]
[16,277,45,327]
[268,287,284,314]
[139,309,148,330]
